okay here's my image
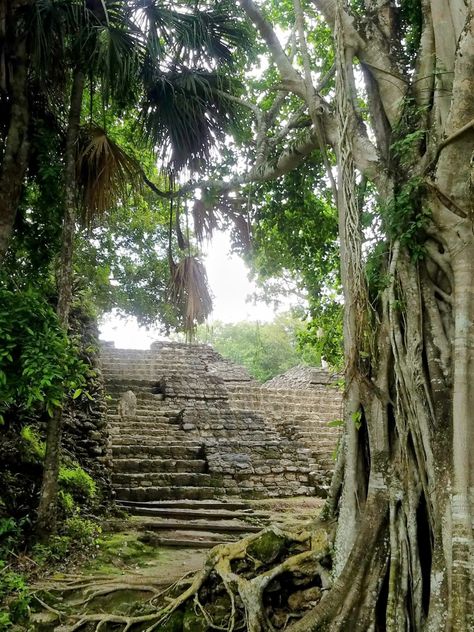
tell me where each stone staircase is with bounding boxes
[116,499,270,548]
[225,384,342,491]
[101,342,342,544]
[106,387,225,502]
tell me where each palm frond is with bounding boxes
[140,68,242,170]
[88,2,143,108]
[169,255,213,338]
[29,0,85,92]
[192,199,220,243]
[134,0,251,66]
[76,124,142,225]
[169,4,252,67]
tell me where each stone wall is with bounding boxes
[101,341,342,499]
[62,312,112,499]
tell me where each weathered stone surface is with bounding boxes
[61,316,111,500]
[100,342,342,502]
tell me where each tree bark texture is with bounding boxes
[0,32,29,259]
[36,69,85,540]
[239,1,474,629]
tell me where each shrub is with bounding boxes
[64,516,101,546]
[0,518,22,560]
[0,565,30,629]
[58,490,75,516]
[0,286,91,425]
[20,426,46,462]
[58,466,96,500]
[32,535,70,564]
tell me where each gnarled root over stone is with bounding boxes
[46,522,335,632]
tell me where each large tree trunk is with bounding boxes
[0,33,29,259]
[36,69,84,540]
[166,2,473,630]
[288,3,474,630]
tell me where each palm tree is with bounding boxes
[8,0,251,538]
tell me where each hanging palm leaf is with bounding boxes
[76,124,142,225]
[169,255,213,338]
[192,198,220,243]
[140,68,243,170]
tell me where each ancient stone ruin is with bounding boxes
[100,341,342,504]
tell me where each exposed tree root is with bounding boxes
[33,573,175,608]
[34,523,334,632]
[288,490,389,631]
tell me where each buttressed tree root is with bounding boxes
[42,523,334,632]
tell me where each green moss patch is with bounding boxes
[85,531,164,574]
[247,530,286,564]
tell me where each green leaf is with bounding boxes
[72,389,83,400]
[351,410,362,430]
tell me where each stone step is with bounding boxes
[107,411,181,420]
[120,506,266,522]
[102,379,158,388]
[296,435,338,443]
[112,444,204,459]
[114,486,225,501]
[110,428,188,438]
[107,403,169,412]
[111,436,201,446]
[112,458,208,474]
[295,429,340,436]
[139,531,237,548]
[312,458,335,468]
[135,518,262,534]
[107,412,179,420]
[112,472,217,486]
[197,431,280,441]
[106,387,164,396]
[117,499,251,511]
[109,423,180,434]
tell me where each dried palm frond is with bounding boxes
[192,198,220,243]
[169,255,213,338]
[76,124,142,225]
[230,213,252,254]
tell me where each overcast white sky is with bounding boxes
[99,232,291,349]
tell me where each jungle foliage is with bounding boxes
[195,311,323,382]
[1,0,473,630]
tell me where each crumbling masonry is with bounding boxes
[100,341,343,501]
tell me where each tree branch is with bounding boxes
[312,0,408,127]
[238,0,305,96]
[216,90,263,122]
[294,0,314,94]
[310,0,364,49]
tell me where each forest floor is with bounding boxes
[27,497,324,631]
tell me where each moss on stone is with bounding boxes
[247,530,286,564]
[85,531,164,574]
